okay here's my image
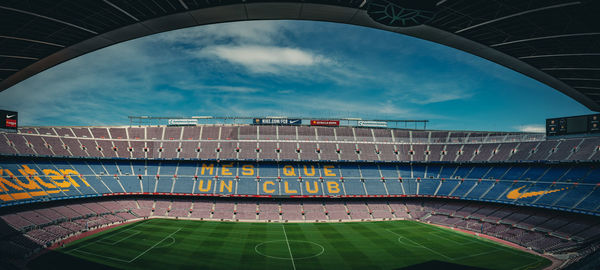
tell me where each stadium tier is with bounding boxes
[0,158,599,215]
[1,197,599,259]
[1,125,599,214]
[6,125,600,162]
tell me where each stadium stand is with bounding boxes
[9,126,591,161]
[1,124,599,266]
[2,196,597,259]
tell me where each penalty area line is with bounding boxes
[386,229,453,260]
[68,219,152,252]
[101,231,141,246]
[128,227,182,263]
[70,249,131,263]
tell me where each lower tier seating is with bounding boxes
[0,196,598,261]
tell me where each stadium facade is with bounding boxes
[0,123,599,268]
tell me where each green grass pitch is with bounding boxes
[30,219,551,270]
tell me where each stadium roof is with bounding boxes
[1,0,599,110]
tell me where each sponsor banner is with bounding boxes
[6,119,16,127]
[253,118,302,125]
[168,119,198,126]
[0,110,17,131]
[310,120,340,126]
[357,120,387,127]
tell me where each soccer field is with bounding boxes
[30,219,551,270]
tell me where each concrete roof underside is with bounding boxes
[0,0,599,110]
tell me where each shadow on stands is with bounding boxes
[0,218,41,260]
[27,250,118,270]
[397,260,487,270]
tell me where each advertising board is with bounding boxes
[0,110,17,131]
[310,120,340,126]
[253,118,302,125]
[357,120,387,127]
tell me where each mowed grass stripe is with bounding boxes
[419,222,542,260]
[63,219,154,251]
[298,223,352,269]
[31,219,551,270]
[345,222,419,267]
[388,222,473,259]
[387,222,502,263]
[284,223,326,269]
[70,222,184,263]
[327,223,384,268]
[398,222,547,269]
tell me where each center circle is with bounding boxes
[255,240,325,260]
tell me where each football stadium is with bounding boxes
[1,1,600,270]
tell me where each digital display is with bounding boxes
[566,116,587,134]
[0,110,18,132]
[547,113,600,136]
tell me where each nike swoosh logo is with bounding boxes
[506,185,567,200]
[6,115,15,119]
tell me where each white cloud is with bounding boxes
[196,45,330,73]
[208,85,262,93]
[176,83,263,93]
[0,41,189,126]
[377,78,474,105]
[407,89,473,104]
[0,20,521,128]
[157,21,290,46]
[516,124,545,133]
[201,91,443,121]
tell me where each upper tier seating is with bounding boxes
[6,126,595,162]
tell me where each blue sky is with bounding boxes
[0,20,592,132]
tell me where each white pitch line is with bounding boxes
[69,220,151,252]
[128,227,182,263]
[451,250,498,261]
[415,224,539,261]
[515,258,544,270]
[428,232,476,246]
[70,248,131,263]
[102,231,141,246]
[282,224,297,270]
[386,229,453,260]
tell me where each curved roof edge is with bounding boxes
[1,3,598,111]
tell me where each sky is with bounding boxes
[0,20,593,132]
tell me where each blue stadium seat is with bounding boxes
[120,176,141,192]
[464,180,495,199]
[385,180,404,195]
[364,179,387,195]
[379,165,399,178]
[343,178,366,195]
[436,180,460,196]
[451,180,477,197]
[172,177,195,193]
[418,179,439,195]
[481,181,513,201]
[403,179,418,195]
[236,178,257,195]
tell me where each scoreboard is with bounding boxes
[0,110,17,132]
[546,113,600,136]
